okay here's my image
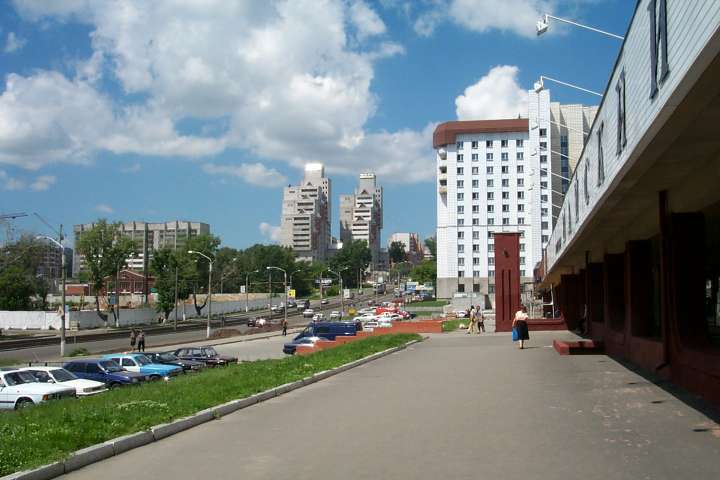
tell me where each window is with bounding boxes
[520,231,525,238]
[516,139,524,147]
[502,191,509,199]
[122,358,136,367]
[486,166,494,174]
[473,257,480,265]
[471,141,478,149]
[501,166,509,174]
[520,257,526,265]
[488,244,495,252]
[487,192,494,200]
[517,178,525,187]
[502,218,510,225]
[457,180,464,188]
[502,179,509,187]
[457,218,464,226]
[439,165,447,174]
[457,141,464,150]
[541,194,548,202]
[501,139,508,148]
[486,140,493,148]
[457,192,464,201]
[472,218,479,226]
[472,244,480,252]
[517,192,524,199]
[472,231,479,240]
[457,205,464,214]
[487,179,494,188]
[458,270,464,278]
[457,283,465,292]
[472,192,479,200]
[486,153,493,161]
[540,181,547,189]
[457,167,464,175]
[457,231,464,239]
[541,207,548,216]
[487,205,495,213]
[487,218,495,225]
[540,155,547,164]
[501,152,509,161]
[458,258,465,266]
[518,217,525,225]
[541,221,549,229]
[472,205,479,213]
[489,285,495,294]
[472,180,479,188]
[502,204,510,212]
[540,169,548,177]
[542,235,549,243]
[489,270,495,278]
[488,257,495,266]
[520,243,525,252]
[540,141,547,150]
[472,154,479,161]
[457,154,464,162]
[517,165,524,173]
[518,204,524,212]
[458,245,465,253]
[539,128,547,137]
[516,152,524,161]
[473,271,480,278]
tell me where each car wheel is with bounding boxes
[149,375,162,381]
[15,398,34,410]
[109,382,122,390]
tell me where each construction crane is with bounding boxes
[0,212,28,245]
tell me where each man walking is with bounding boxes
[282,318,288,336]
[137,329,146,352]
[476,306,485,333]
[129,329,137,351]
[467,305,477,334]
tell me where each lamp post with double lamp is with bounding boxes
[326,267,348,318]
[533,76,603,98]
[267,266,287,329]
[245,269,259,312]
[188,250,214,339]
[36,235,66,356]
[536,13,624,40]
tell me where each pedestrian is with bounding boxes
[137,329,146,352]
[129,328,137,350]
[477,306,485,333]
[282,318,288,336]
[467,305,477,334]
[512,305,530,349]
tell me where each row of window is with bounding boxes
[457,152,524,162]
[458,256,527,267]
[457,265,526,278]
[456,165,526,175]
[457,178,526,188]
[458,192,526,201]
[457,204,526,214]
[457,139,524,150]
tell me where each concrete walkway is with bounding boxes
[63,331,720,480]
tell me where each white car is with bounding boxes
[453,309,468,318]
[329,311,342,320]
[363,321,379,331]
[353,312,377,322]
[312,313,325,322]
[21,367,107,397]
[303,308,315,318]
[377,312,402,321]
[0,369,76,410]
[358,307,376,315]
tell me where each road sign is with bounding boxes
[240,285,246,294]
[288,289,296,299]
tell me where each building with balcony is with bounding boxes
[339,173,383,268]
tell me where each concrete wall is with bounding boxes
[0,311,62,330]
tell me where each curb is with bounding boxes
[2,336,424,480]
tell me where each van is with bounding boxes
[295,321,358,341]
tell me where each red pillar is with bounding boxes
[587,262,604,338]
[494,233,520,332]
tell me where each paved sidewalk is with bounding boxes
[63,331,720,480]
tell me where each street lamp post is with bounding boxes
[267,267,287,329]
[37,235,66,356]
[188,250,213,338]
[326,268,347,318]
[533,75,603,97]
[536,13,624,40]
[245,270,258,312]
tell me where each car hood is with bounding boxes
[9,383,76,395]
[140,364,182,374]
[61,379,106,390]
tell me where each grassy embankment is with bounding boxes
[0,333,421,476]
[442,319,465,332]
[409,300,449,307]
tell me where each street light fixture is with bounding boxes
[533,75,603,97]
[245,269,259,312]
[37,235,66,357]
[267,266,288,330]
[536,13,624,40]
[188,250,214,338]
[326,267,348,318]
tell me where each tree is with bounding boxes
[150,248,180,320]
[0,265,36,310]
[329,240,372,289]
[424,236,437,259]
[0,236,49,310]
[179,234,221,315]
[411,260,437,285]
[388,241,407,265]
[76,220,137,322]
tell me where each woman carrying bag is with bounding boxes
[512,305,530,349]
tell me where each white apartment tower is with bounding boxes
[339,173,383,267]
[279,163,332,262]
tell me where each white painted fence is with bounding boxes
[0,311,62,330]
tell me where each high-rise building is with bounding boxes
[279,163,331,262]
[72,220,210,276]
[388,232,423,264]
[339,173,383,268]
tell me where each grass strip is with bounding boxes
[442,319,465,332]
[410,300,449,307]
[0,333,421,476]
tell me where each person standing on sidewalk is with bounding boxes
[129,329,137,351]
[512,305,530,349]
[476,307,485,333]
[467,305,477,334]
[282,318,288,336]
[137,329,146,352]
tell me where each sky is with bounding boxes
[0,0,636,250]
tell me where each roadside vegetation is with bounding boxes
[442,319,464,332]
[411,300,449,307]
[0,333,421,476]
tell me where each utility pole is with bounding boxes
[173,265,178,330]
[319,273,323,311]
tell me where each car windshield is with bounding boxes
[203,347,218,357]
[4,371,37,385]
[100,361,123,372]
[159,353,178,361]
[135,356,152,365]
[51,369,77,382]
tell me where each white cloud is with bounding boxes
[5,0,430,183]
[30,175,56,191]
[455,65,528,120]
[349,1,387,39]
[259,222,282,243]
[202,162,288,188]
[4,32,27,53]
[95,204,113,214]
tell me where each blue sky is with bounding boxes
[0,0,635,249]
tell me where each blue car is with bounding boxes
[63,359,146,388]
[102,353,183,381]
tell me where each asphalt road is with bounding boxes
[0,294,389,364]
[63,331,720,480]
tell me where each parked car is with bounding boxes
[247,317,268,327]
[174,346,237,366]
[0,369,76,410]
[453,309,468,318]
[312,313,325,322]
[303,308,315,318]
[282,336,332,355]
[63,359,146,388]
[141,352,205,372]
[102,353,183,381]
[295,321,358,341]
[21,366,107,396]
[271,304,285,313]
[353,312,377,323]
[362,321,379,331]
[321,298,329,305]
[287,300,298,309]
[329,311,342,320]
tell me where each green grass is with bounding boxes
[68,348,90,357]
[0,333,421,476]
[412,311,441,318]
[0,358,20,367]
[442,319,465,332]
[410,300,449,307]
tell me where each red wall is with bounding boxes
[494,233,521,332]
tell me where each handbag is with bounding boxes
[512,327,519,342]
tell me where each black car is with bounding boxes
[142,351,205,372]
[173,346,237,366]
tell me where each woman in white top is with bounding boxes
[512,305,530,349]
